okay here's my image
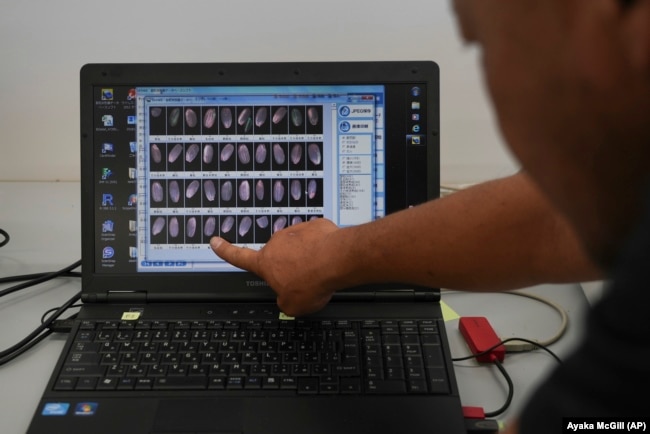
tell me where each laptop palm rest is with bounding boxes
[152,396,465,433]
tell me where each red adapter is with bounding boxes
[459,316,505,363]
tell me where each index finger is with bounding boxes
[210,236,260,274]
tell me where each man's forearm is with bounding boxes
[211,172,603,316]
[334,172,603,291]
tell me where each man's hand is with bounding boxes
[210,218,345,317]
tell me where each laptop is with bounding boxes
[27,61,467,434]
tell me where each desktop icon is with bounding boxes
[411,86,421,97]
[101,143,114,154]
[127,194,137,206]
[411,102,421,110]
[129,142,137,153]
[127,115,136,125]
[102,220,114,233]
[101,194,114,207]
[101,168,113,180]
[101,89,114,100]
[102,115,114,127]
[102,246,115,259]
[127,88,136,100]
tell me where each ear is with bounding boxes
[621,0,650,71]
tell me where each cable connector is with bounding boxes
[459,317,505,362]
[463,406,486,419]
[49,319,75,333]
[465,418,499,433]
[463,406,499,433]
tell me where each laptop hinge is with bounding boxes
[332,290,439,302]
[83,291,148,303]
[374,290,439,302]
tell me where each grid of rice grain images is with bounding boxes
[148,105,325,245]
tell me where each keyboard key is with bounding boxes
[72,341,100,353]
[320,383,338,394]
[423,344,444,368]
[61,364,106,377]
[244,377,262,389]
[66,352,100,365]
[117,377,136,390]
[297,377,318,394]
[366,379,406,394]
[135,378,154,390]
[54,377,76,391]
[426,368,450,394]
[263,376,281,389]
[154,377,207,390]
[208,377,226,390]
[227,376,244,389]
[340,377,361,394]
[76,377,98,390]
[407,379,428,394]
[96,377,118,390]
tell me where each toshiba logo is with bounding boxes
[246,280,269,287]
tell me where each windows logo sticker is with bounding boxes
[74,402,98,416]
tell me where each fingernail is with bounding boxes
[210,236,222,249]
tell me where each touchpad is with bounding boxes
[153,399,243,433]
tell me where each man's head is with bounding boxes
[453,0,650,268]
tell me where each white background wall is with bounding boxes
[0,0,519,183]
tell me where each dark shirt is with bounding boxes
[519,188,650,432]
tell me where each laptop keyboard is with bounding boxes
[54,319,450,395]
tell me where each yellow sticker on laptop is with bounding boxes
[121,312,141,321]
[279,312,295,320]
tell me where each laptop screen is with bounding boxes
[82,62,439,288]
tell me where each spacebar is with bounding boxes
[153,377,208,390]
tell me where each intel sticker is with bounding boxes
[42,402,70,416]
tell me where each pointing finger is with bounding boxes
[210,236,260,274]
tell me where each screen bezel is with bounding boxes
[80,62,440,300]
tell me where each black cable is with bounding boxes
[484,358,514,418]
[0,329,53,366]
[0,259,82,298]
[453,337,562,364]
[0,228,9,248]
[0,290,81,365]
[41,304,82,324]
[452,337,560,419]
[0,259,83,365]
[0,270,81,285]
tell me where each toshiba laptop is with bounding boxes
[27,61,467,434]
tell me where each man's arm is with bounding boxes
[211,172,602,316]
